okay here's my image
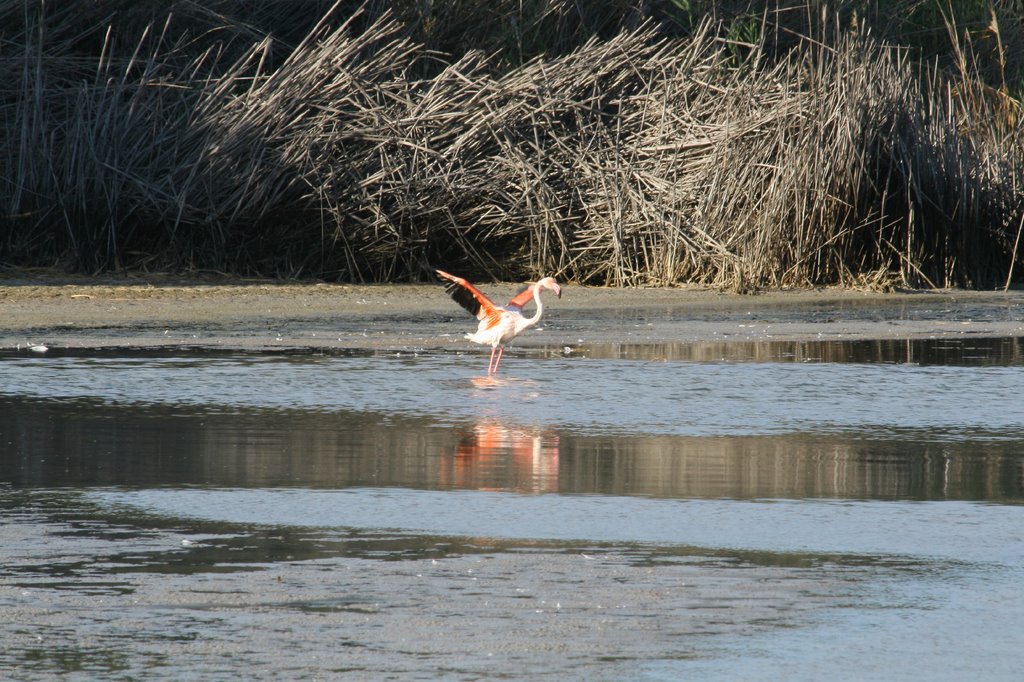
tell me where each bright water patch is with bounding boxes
[90,487,1024,564]
[2,350,1022,438]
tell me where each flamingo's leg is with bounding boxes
[487,346,498,375]
[492,346,504,374]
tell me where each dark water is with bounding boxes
[2,337,1023,680]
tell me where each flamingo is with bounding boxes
[436,269,562,375]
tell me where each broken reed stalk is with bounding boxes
[1,4,1022,287]
[1006,212,1024,291]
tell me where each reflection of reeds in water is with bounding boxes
[2,397,1020,501]
[558,433,1024,501]
[564,337,1024,365]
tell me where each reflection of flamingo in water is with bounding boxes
[436,269,562,375]
[446,422,560,493]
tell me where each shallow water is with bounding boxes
[2,335,1023,680]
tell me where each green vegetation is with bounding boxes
[2,1,1022,287]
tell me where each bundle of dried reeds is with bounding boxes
[2,2,1022,287]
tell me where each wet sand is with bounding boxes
[1,271,1022,350]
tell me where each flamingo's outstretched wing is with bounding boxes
[436,269,498,321]
[505,283,534,312]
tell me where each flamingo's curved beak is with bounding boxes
[554,283,562,298]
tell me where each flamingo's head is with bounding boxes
[538,276,562,298]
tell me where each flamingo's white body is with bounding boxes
[436,269,562,375]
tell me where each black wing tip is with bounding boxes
[435,269,481,317]
[446,282,482,317]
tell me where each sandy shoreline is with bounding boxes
[1,271,1022,350]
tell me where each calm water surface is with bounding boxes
[2,336,1023,680]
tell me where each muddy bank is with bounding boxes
[1,271,1022,351]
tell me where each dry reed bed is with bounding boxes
[2,5,1022,287]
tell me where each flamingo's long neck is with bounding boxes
[522,283,545,328]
